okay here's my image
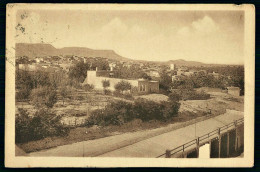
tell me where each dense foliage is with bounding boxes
[60,85,72,104]
[86,98,180,126]
[16,70,65,101]
[68,62,90,83]
[15,108,69,143]
[157,65,244,95]
[183,65,244,94]
[159,69,172,93]
[113,65,151,80]
[113,90,134,100]
[102,80,110,91]
[30,86,58,108]
[68,59,109,83]
[114,80,132,93]
[169,89,210,101]
[82,84,94,92]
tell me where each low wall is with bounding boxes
[85,71,139,91]
[164,121,244,158]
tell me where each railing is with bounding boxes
[156,117,244,158]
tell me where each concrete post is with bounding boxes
[218,128,221,158]
[182,145,185,158]
[166,149,171,158]
[227,132,230,157]
[234,120,238,152]
[196,137,200,158]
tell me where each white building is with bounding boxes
[170,64,176,70]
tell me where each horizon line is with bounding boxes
[15,42,244,66]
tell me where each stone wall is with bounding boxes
[84,71,159,93]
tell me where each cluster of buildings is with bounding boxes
[16,55,84,72]
[17,55,241,96]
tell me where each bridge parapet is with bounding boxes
[157,118,244,158]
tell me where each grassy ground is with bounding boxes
[16,89,244,153]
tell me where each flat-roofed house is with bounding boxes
[83,68,159,94]
[227,87,241,96]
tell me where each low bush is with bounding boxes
[16,86,31,101]
[15,108,69,143]
[123,93,134,100]
[85,98,180,127]
[30,86,57,108]
[112,90,134,100]
[104,89,112,95]
[83,84,94,92]
[169,89,210,101]
[114,80,132,94]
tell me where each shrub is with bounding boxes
[102,80,110,88]
[104,89,112,95]
[59,85,72,104]
[30,86,57,108]
[86,98,180,126]
[113,90,121,97]
[114,80,132,94]
[134,98,180,121]
[169,89,210,101]
[83,84,94,92]
[102,79,110,94]
[16,86,32,101]
[87,102,129,126]
[112,90,133,100]
[161,101,180,119]
[15,108,69,143]
[131,86,139,96]
[134,98,163,121]
[168,92,181,102]
[123,93,134,100]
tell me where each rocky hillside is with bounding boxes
[15,43,130,61]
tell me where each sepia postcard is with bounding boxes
[5,3,255,167]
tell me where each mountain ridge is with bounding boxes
[15,43,238,66]
[15,43,130,61]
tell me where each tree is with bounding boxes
[16,70,34,100]
[114,80,132,94]
[16,108,69,143]
[102,80,110,94]
[60,85,71,105]
[49,71,67,88]
[68,61,90,83]
[31,70,51,88]
[159,69,172,92]
[91,58,110,70]
[140,73,152,80]
[168,92,181,102]
[30,86,57,108]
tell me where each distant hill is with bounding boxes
[167,59,206,67]
[138,59,208,67]
[16,43,232,67]
[15,43,130,61]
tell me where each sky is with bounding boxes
[16,10,244,64]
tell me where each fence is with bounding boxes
[156,117,244,158]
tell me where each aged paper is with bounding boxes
[5,3,255,167]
